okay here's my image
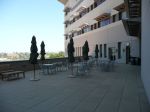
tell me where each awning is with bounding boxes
[79,23,89,28]
[76,6,87,13]
[94,13,110,21]
[114,3,126,12]
[63,6,71,12]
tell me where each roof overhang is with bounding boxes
[94,13,110,21]
[114,3,126,12]
[58,0,68,5]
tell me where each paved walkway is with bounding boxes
[0,64,149,112]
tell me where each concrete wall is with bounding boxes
[65,21,140,63]
[0,58,68,72]
[142,0,150,103]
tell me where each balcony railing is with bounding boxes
[65,11,127,40]
[65,0,106,26]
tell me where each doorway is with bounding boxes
[126,45,130,64]
[108,47,115,61]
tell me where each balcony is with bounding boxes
[65,0,106,28]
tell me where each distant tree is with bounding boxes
[40,41,46,62]
[58,51,64,58]
[95,44,99,58]
[29,35,39,81]
[83,40,89,61]
[47,52,64,59]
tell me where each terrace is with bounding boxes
[0,59,150,112]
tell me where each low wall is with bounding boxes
[0,58,68,72]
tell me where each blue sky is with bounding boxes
[0,0,64,53]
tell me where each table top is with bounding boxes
[43,64,54,66]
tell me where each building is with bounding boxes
[58,0,141,64]
[142,0,150,104]
[58,0,150,104]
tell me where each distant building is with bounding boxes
[58,0,141,64]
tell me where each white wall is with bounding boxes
[142,0,150,103]
[65,21,140,63]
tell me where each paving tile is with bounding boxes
[0,64,149,112]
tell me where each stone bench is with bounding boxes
[1,71,25,81]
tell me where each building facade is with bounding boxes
[142,0,150,103]
[58,0,141,64]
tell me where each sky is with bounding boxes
[0,0,64,53]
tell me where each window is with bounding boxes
[81,10,86,17]
[74,32,78,37]
[83,27,89,33]
[98,21,101,28]
[118,42,121,59]
[97,0,105,6]
[65,24,68,28]
[94,23,97,29]
[65,12,68,16]
[116,14,119,21]
[79,14,82,18]
[79,30,82,35]
[122,11,127,19]
[119,12,122,20]
[80,47,82,56]
[65,36,68,40]
[100,44,102,57]
[90,4,93,10]
[104,44,107,58]
[87,7,90,13]
[70,34,72,38]
[112,15,116,22]
[101,19,110,27]
[82,29,84,34]
[91,25,93,30]
[87,26,91,32]
[94,2,97,8]
[72,33,74,37]
[73,18,75,22]
[78,47,80,57]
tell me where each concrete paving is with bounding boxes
[0,64,149,112]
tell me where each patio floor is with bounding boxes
[0,64,149,112]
